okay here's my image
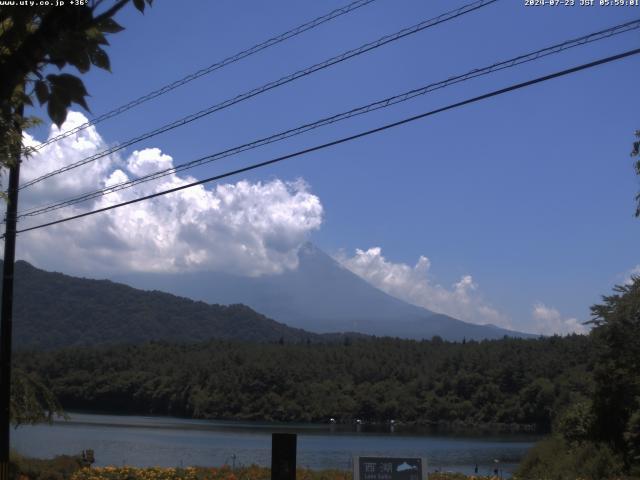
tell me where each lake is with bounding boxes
[13,413,539,478]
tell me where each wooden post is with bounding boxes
[271,433,296,480]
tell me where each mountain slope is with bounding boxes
[4,260,324,350]
[116,243,534,340]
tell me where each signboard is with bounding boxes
[353,457,427,480]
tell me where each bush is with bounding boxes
[10,452,86,480]
[515,436,627,480]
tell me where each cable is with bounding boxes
[17,18,640,218]
[19,0,498,190]
[27,0,378,153]
[20,18,639,216]
[21,0,495,188]
[12,47,640,236]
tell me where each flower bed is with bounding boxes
[70,466,355,480]
[69,467,495,480]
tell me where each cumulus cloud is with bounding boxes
[532,303,588,335]
[337,247,511,327]
[15,112,323,276]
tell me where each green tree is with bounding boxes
[589,276,640,470]
[520,377,555,431]
[519,134,640,478]
[555,400,593,445]
[10,368,65,426]
[625,408,640,469]
[632,130,640,217]
[631,130,640,217]
[0,0,152,171]
[0,0,152,425]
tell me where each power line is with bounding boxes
[27,0,378,153]
[17,18,640,219]
[13,47,640,236]
[19,0,498,190]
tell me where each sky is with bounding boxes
[12,0,640,335]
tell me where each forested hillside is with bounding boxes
[5,260,326,348]
[16,335,592,431]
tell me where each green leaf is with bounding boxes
[47,73,88,96]
[68,49,91,73]
[49,57,66,69]
[47,95,67,128]
[97,17,124,34]
[74,95,89,111]
[89,46,110,71]
[85,26,109,45]
[34,80,49,105]
[47,73,90,113]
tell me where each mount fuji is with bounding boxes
[116,243,533,341]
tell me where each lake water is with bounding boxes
[13,413,539,478]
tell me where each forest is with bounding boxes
[8,277,639,479]
[14,275,640,478]
[4,260,335,349]
[16,334,592,431]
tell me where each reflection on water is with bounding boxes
[14,413,538,478]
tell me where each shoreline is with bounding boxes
[56,410,541,437]
[14,413,534,477]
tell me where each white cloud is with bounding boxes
[21,113,120,206]
[15,112,323,276]
[337,247,511,328]
[532,303,588,336]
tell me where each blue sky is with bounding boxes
[21,0,640,334]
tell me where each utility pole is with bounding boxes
[0,103,23,480]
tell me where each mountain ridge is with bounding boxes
[115,243,534,340]
[2,259,334,350]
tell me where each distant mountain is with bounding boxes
[3,260,326,350]
[116,243,534,341]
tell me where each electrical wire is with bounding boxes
[27,0,379,153]
[13,47,640,236]
[17,18,640,219]
[19,0,498,190]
